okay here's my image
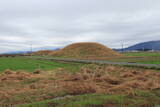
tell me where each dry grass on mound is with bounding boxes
[32,50,54,56]
[49,42,121,58]
[0,65,160,104]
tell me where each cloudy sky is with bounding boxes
[0,0,160,53]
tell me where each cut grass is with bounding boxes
[0,57,83,72]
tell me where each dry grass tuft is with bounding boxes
[33,69,42,74]
[97,75,121,85]
[64,82,96,95]
[0,71,32,82]
[3,69,13,74]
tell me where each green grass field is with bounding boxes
[0,57,83,72]
[124,52,160,64]
[106,52,160,64]
[0,52,159,72]
[124,52,160,57]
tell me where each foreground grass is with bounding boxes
[15,94,124,107]
[0,57,160,107]
[16,90,160,107]
[0,57,83,72]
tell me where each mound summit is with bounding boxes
[49,42,121,58]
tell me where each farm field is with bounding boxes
[0,53,160,107]
[124,52,160,57]
[105,52,160,64]
[0,57,83,73]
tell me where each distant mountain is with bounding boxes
[3,51,31,54]
[33,46,61,51]
[114,40,160,52]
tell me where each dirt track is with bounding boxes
[28,57,160,70]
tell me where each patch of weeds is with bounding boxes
[46,90,67,98]
[134,89,155,97]
[21,78,41,84]
[152,89,160,97]
[82,64,99,72]
[6,93,37,104]
[48,77,56,80]
[15,93,160,107]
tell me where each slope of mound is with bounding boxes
[32,50,53,56]
[49,42,121,58]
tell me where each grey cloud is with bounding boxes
[0,0,160,53]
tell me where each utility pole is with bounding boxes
[30,43,33,56]
[152,46,154,52]
[121,42,124,53]
[142,47,144,52]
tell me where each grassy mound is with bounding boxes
[49,42,121,58]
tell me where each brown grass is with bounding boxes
[0,65,160,104]
[64,82,96,95]
[49,42,121,59]
[3,69,13,74]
